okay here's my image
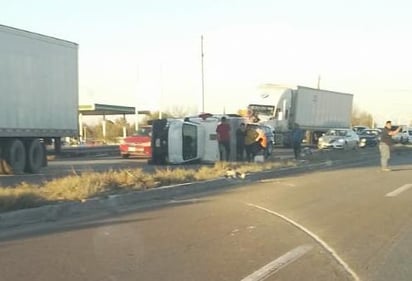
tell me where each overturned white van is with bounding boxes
[150,114,246,165]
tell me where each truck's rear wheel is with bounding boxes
[25,139,45,173]
[2,139,26,174]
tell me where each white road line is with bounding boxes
[240,244,313,281]
[385,184,412,197]
[246,203,361,281]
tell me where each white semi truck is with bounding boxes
[248,86,353,147]
[0,25,78,174]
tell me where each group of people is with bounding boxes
[216,116,305,162]
[236,122,267,162]
[216,117,267,162]
[217,116,401,171]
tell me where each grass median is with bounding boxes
[0,145,392,213]
[0,159,298,213]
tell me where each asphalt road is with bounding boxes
[1,152,412,280]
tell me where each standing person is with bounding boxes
[256,127,267,156]
[236,123,246,161]
[216,116,231,161]
[291,123,304,160]
[379,121,401,171]
[244,124,258,162]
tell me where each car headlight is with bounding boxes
[337,138,345,143]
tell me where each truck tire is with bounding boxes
[2,139,26,174]
[25,139,45,173]
[42,142,48,167]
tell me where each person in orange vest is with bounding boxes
[245,125,267,162]
[256,127,267,151]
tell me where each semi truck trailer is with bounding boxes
[0,25,78,174]
[248,86,353,147]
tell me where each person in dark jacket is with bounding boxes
[291,123,304,160]
[236,123,246,161]
[379,121,401,171]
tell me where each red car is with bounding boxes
[119,126,152,158]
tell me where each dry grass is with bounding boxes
[0,182,45,212]
[0,159,300,213]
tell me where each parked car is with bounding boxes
[119,126,152,158]
[318,128,360,150]
[247,123,275,158]
[352,125,369,134]
[391,125,408,144]
[358,129,380,148]
[402,128,412,143]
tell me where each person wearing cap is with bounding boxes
[379,120,401,171]
[216,116,231,161]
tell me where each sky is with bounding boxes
[2,0,412,125]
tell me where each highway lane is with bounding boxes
[1,153,412,280]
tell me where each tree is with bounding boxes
[140,111,172,125]
[352,106,375,128]
[84,117,135,144]
[166,105,196,118]
[140,106,196,124]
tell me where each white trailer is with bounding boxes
[0,25,78,174]
[248,86,353,146]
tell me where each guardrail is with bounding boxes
[48,145,120,158]
[48,143,412,160]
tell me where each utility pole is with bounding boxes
[201,35,205,113]
[317,75,321,89]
